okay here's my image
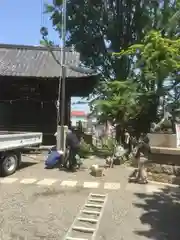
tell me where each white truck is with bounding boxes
[0,131,42,177]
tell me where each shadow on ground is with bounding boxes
[32,185,85,198]
[0,161,38,177]
[19,161,38,170]
[134,186,180,240]
[44,163,88,173]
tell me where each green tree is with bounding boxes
[114,30,180,127]
[43,0,178,81]
[93,81,139,123]
[42,0,180,132]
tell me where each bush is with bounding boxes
[91,137,115,158]
[101,137,115,151]
[79,138,92,158]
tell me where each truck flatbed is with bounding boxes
[0,131,42,151]
[0,131,43,176]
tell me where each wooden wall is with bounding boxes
[0,77,70,145]
[0,75,97,145]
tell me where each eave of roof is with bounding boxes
[0,44,97,79]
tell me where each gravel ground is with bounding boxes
[13,154,129,184]
[1,182,180,240]
[97,188,180,240]
[10,155,105,182]
[0,183,89,240]
[1,155,180,240]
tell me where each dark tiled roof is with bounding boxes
[0,44,93,78]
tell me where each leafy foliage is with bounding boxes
[93,81,139,124]
[79,138,92,158]
[44,0,179,78]
[95,30,180,130]
[43,0,175,82]
[117,30,180,87]
[41,0,180,133]
[113,30,180,128]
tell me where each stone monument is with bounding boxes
[148,105,180,148]
[147,107,180,184]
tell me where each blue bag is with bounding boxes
[45,150,61,168]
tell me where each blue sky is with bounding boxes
[0,0,90,113]
[0,0,59,45]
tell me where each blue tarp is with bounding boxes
[45,150,61,168]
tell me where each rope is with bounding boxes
[40,0,47,31]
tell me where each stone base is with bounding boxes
[149,151,180,165]
[90,168,104,177]
[90,164,104,177]
[151,147,180,155]
[147,163,180,176]
[148,172,180,185]
[147,162,180,185]
[148,133,176,148]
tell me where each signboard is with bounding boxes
[175,124,180,148]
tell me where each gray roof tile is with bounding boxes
[0,44,92,78]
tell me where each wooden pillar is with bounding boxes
[63,96,71,127]
[67,96,71,127]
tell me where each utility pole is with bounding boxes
[57,0,67,151]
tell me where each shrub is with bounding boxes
[79,138,92,158]
[102,137,115,151]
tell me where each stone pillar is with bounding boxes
[56,125,69,150]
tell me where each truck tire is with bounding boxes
[1,153,18,177]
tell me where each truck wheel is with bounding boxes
[1,154,18,177]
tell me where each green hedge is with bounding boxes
[79,139,92,158]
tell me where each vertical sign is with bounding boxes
[175,124,180,148]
